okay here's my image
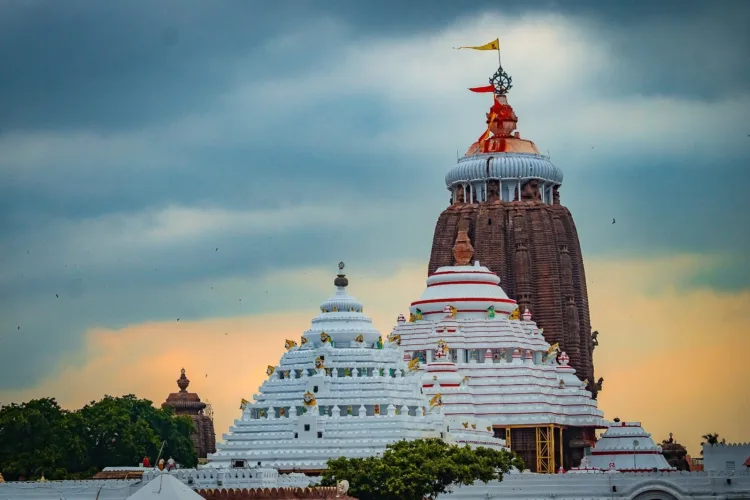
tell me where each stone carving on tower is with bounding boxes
[162,368,217,460]
[428,57,597,395]
[452,216,474,265]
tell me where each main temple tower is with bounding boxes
[428,61,599,395]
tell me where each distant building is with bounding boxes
[162,369,216,460]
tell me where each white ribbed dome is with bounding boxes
[446,153,563,187]
[410,262,517,320]
[302,269,380,346]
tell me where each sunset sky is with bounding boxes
[1,0,748,457]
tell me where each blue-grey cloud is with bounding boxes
[1,1,749,392]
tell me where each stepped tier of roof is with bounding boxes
[393,263,605,429]
[208,265,506,471]
[574,421,673,472]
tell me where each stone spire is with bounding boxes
[162,369,216,459]
[452,217,474,265]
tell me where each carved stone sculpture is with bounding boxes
[595,377,604,392]
[487,180,500,202]
[337,479,350,496]
[521,179,541,201]
[591,330,599,349]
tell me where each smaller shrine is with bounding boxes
[162,369,217,460]
[661,433,690,470]
[573,420,673,472]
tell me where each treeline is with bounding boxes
[0,395,197,481]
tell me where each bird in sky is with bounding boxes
[612,218,616,224]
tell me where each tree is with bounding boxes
[0,398,74,480]
[321,438,523,500]
[700,432,721,455]
[0,395,197,481]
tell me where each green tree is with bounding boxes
[76,395,197,470]
[321,438,523,500]
[0,395,198,481]
[0,398,71,480]
[699,432,721,456]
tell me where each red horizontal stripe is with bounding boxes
[422,309,501,315]
[412,297,516,306]
[430,270,498,276]
[428,280,500,287]
[443,410,602,418]
[435,399,597,408]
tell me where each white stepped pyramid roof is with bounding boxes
[393,262,605,429]
[582,421,674,472]
[208,263,506,471]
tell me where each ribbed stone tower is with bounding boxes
[162,368,217,459]
[428,63,599,396]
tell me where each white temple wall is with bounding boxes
[702,442,750,472]
[2,471,749,500]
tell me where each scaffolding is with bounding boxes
[536,426,555,473]
[496,424,565,473]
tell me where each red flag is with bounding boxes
[469,85,495,93]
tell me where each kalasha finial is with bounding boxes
[334,262,348,288]
[177,369,190,392]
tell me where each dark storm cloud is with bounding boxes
[0,202,437,391]
[1,0,749,392]
[1,0,748,134]
[566,154,750,260]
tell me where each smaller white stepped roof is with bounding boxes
[127,474,202,500]
[303,262,380,346]
[209,264,507,472]
[410,262,518,320]
[578,420,674,472]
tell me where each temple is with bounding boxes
[2,44,748,500]
[393,225,604,471]
[208,263,505,472]
[162,369,217,460]
[428,62,597,395]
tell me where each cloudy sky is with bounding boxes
[1,0,748,455]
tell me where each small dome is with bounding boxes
[303,264,380,346]
[585,421,674,471]
[410,262,517,320]
[446,153,563,187]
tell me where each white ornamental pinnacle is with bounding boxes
[522,308,532,321]
[559,351,570,366]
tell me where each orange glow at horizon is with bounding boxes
[1,255,747,457]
